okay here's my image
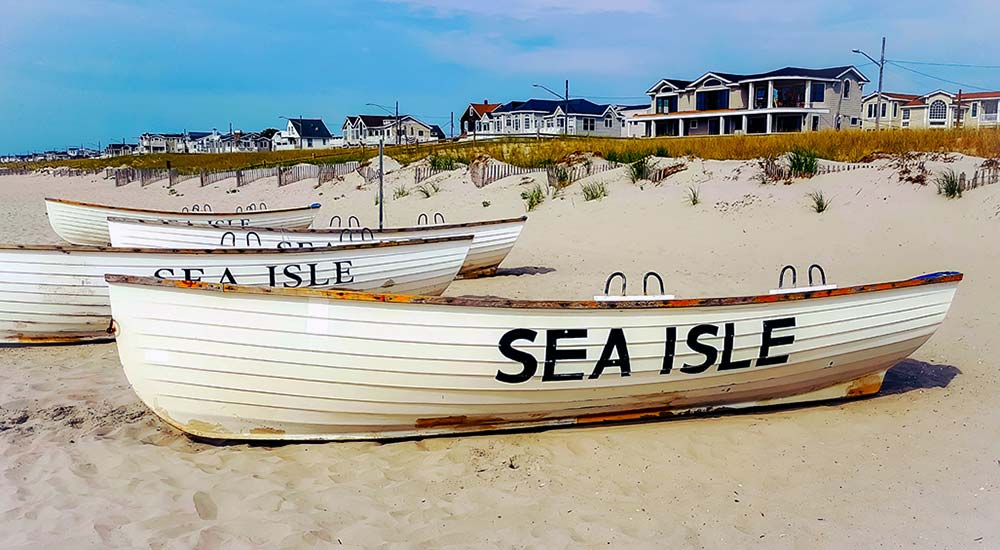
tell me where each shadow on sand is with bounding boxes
[494,266,556,277]
[880,358,962,395]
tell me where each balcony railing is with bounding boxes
[980,113,999,123]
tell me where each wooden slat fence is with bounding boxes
[237,167,278,187]
[470,163,547,188]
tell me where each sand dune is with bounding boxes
[1,154,998,548]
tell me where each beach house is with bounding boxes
[138,133,188,154]
[631,66,869,137]
[342,115,444,146]
[863,90,1000,129]
[103,143,137,158]
[477,99,626,137]
[459,100,502,138]
[271,118,338,150]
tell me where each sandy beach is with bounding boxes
[1,155,998,548]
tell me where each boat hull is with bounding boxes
[45,199,319,246]
[0,238,470,344]
[106,274,961,441]
[107,216,526,277]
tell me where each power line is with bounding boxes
[890,59,1000,69]
[886,61,990,91]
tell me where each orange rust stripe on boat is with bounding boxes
[46,197,317,216]
[104,272,963,310]
[107,215,528,234]
[0,235,471,254]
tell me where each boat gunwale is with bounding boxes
[0,235,473,255]
[45,198,320,217]
[105,272,963,310]
[106,215,529,234]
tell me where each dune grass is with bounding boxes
[934,169,962,199]
[808,190,831,213]
[581,181,608,201]
[17,129,1000,174]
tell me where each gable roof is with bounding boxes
[469,101,501,116]
[491,98,611,116]
[648,65,870,96]
[646,78,692,94]
[429,125,446,139]
[289,118,333,139]
[862,91,921,102]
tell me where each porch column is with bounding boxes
[748,82,754,110]
[650,120,656,138]
[767,80,774,108]
[804,80,812,108]
[719,115,725,135]
[678,119,685,137]
[742,114,748,133]
[765,113,772,134]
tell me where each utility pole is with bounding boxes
[564,79,569,136]
[852,37,885,130]
[378,136,384,229]
[876,37,885,130]
[450,111,454,139]
[395,101,400,146]
[955,89,963,129]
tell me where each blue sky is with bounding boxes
[1,0,997,153]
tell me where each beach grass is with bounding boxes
[17,128,1000,174]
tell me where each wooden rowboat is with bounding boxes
[45,198,320,246]
[106,216,527,277]
[105,271,962,441]
[0,236,471,344]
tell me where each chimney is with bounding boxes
[484,99,489,104]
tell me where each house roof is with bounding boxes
[289,118,333,139]
[650,65,870,95]
[862,91,921,102]
[429,125,446,139]
[469,101,501,116]
[901,89,1000,107]
[491,98,611,116]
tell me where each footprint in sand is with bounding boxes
[193,491,218,520]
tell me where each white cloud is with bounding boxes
[386,0,659,18]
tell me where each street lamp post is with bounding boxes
[533,81,569,136]
[366,102,399,145]
[853,37,886,130]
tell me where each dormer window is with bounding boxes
[703,78,721,87]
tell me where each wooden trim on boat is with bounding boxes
[105,272,964,310]
[0,235,472,255]
[45,198,319,216]
[106,215,529,234]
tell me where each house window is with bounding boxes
[812,116,820,131]
[881,103,887,117]
[929,100,947,121]
[558,118,565,128]
[703,78,721,87]
[419,130,424,136]
[582,119,595,132]
[690,120,699,129]
[843,80,851,98]
[514,119,520,131]
[851,117,859,125]
[972,103,978,117]
[902,108,910,120]
[811,83,825,102]
[893,104,898,118]
[307,138,313,147]
[655,96,678,114]
[546,119,554,128]
[524,115,530,128]
[604,117,613,128]
[867,104,874,118]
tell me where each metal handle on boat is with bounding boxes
[191,204,200,212]
[236,206,243,213]
[808,264,827,286]
[182,207,189,212]
[348,216,361,228]
[417,213,428,225]
[359,228,374,241]
[203,203,212,212]
[339,228,354,242]
[643,271,665,296]
[329,215,342,227]
[604,272,627,296]
[246,231,262,247]
[247,203,256,211]
[259,202,267,210]
[220,231,236,247]
[434,212,446,224]
[779,265,797,288]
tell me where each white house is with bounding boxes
[272,118,341,150]
[342,115,445,146]
[477,98,627,137]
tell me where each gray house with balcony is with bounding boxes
[631,66,869,137]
